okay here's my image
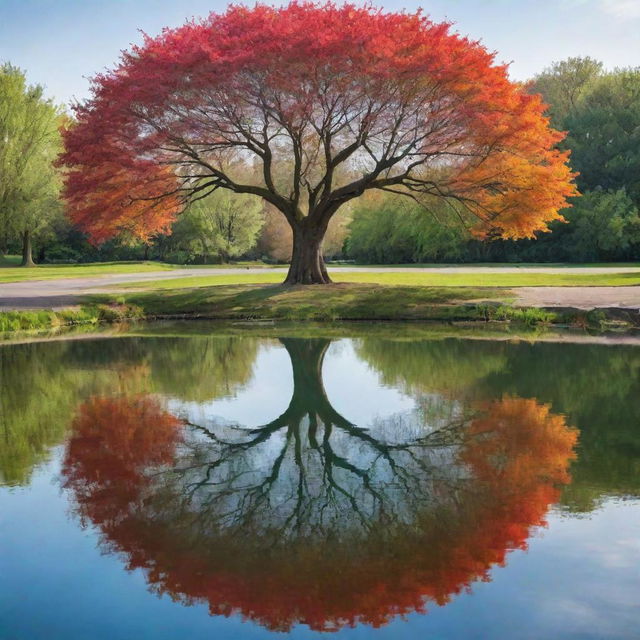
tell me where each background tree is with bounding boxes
[61,2,576,283]
[0,64,63,265]
[564,68,640,206]
[531,57,603,126]
[347,191,467,263]
[556,189,640,261]
[179,189,263,262]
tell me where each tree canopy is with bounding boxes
[60,2,576,282]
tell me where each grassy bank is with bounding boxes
[102,283,509,321]
[2,283,638,336]
[0,303,144,333]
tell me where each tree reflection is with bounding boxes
[62,338,577,632]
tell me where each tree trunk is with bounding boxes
[20,230,35,267]
[143,243,150,261]
[285,221,332,284]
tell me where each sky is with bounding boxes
[1,0,639,107]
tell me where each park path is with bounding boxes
[0,266,639,311]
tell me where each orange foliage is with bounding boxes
[61,157,181,244]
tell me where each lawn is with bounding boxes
[2,255,640,287]
[116,269,640,290]
[0,258,267,283]
[95,283,510,322]
[0,259,177,283]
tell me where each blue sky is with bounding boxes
[1,0,639,106]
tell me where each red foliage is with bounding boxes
[62,394,577,632]
[62,396,183,529]
[60,2,576,245]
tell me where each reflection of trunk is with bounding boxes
[285,221,331,285]
[20,230,35,267]
[277,338,351,429]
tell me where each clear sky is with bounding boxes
[1,0,639,107]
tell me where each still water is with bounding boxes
[1,322,639,639]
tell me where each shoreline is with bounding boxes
[1,298,639,338]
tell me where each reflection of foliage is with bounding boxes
[62,357,576,635]
[462,397,577,530]
[0,341,131,486]
[144,336,260,402]
[62,396,183,533]
[356,338,506,398]
[359,336,640,510]
[0,335,259,486]
[480,342,640,511]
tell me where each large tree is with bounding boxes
[61,2,576,284]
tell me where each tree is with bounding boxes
[0,64,63,266]
[531,57,603,126]
[347,191,468,263]
[564,69,640,206]
[562,189,640,261]
[60,2,576,284]
[173,189,264,262]
[257,202,350,262]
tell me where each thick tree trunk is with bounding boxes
[20,230,35,267]
[285,221,332,284]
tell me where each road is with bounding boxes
[1,266,639,311]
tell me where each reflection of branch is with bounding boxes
[157,338,474,537]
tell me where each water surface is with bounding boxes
[1,322,639,639]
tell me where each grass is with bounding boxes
[115,269,640,290]
[94,283,508,322]
[3,281,639,336]
[2,254,640,286]
[0,258,269,283]
[0,260,177,283]
[0,303,143,333]
[332,261,640,269]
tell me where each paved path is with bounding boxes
[0,266,639,311]
[513,286,640,310]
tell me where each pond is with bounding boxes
[1,322,639,639]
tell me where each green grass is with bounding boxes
[116,269,640,290]
[94,283,508,322]
[0,260,178,283]
[332,261,640,269]
[4,281,639,336]
[2,255,640,286]
[0,303,143,333]
[0,259,270,283]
